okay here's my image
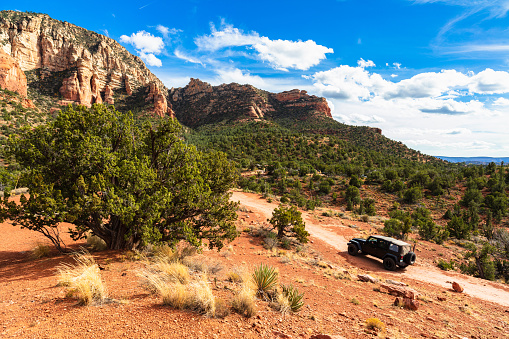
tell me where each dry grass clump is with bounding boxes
[138,248,226,318]
[151,258,190,284]
[56,251,106,305]
[232,280,257,318]
[30,242,51,259]
[86,234,107,251]
[365,317,386,332]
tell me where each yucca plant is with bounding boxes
[281,284,304,312]
[252,263,278,296]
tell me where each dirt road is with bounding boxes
[231,191,509,307]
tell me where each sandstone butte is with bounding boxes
[0,10,334,124]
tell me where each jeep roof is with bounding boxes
[368,235,410,247]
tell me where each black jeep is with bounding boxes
[347,235,416,270]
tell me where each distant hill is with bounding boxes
[436,156,509,165]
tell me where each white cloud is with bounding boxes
[493,97,509,106]
[156,25,183,38]
[120,31,165,67]
[214,68,267,88]
[393,62,401,69]
[139,52,162,67]
[357,58,375,68]
[469,68,509,94]
[194,22,333,71]
[156,25,170,36]
[310,65,509,106]
[120,31,164,54]
[174,49,205,66]
[334,113,386,125]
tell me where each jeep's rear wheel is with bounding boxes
[404,252,417,265]
[383,257,396,271]
[348,244,358,256]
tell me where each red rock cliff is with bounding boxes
[0,11,167,111]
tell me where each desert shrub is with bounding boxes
[30,242,51,259]
[345,185,361,210]
[437,259,455,271]
[460,188,483,207]
[263,232,279,250]
[252,263,279,296]
[358,198,376,216]
[383,218,411,240]
[366,318,386,332]
[57,251,107,305]
[403,186,423,204]
[447,215,471,240]
[269,205,309,243]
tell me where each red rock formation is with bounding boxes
[273,89,332,118]
[146,82,172,118]
[0,11,167,107]
[0,49,28,97]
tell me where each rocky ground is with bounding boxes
[1,192,509,339]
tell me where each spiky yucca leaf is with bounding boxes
[281,284,304,312]
[252,263,278,295]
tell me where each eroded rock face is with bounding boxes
[0,49,27,97]
[169,79,332,128]
[0,11,167,107]
[146,82,173,118]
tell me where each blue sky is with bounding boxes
[8,0,509,157]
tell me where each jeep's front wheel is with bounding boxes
[348,244,358,256]
[383,257,396,271]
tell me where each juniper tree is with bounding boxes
[2,104,239,251]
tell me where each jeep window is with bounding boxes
[368,238,377,246]
[389,243,398,252]
[378,240,389,250]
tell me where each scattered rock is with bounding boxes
[273,331,292,338]
[381,283,419,299]
[310,335,347,339]
[437,296,447,301]
[452,282,464,293]
[394,297,420,310]
[357,274,379,283]
[385,279,407,286]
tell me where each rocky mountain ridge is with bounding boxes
[0,10,334,127]
[169,78,332,128]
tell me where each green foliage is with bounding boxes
[358,198,376,216]
[447,215,471,240]
[461,243,496,281]
[437,259,455,271]
[460,188,483,207]
[280,284,304,312]
[3,104,239,251]
[269,205,309,243]
[383,218,411,240]
[252,264,279,295]
[403,186,423,204]
[345,185,361,211]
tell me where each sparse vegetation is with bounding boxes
[56,251,107,305]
